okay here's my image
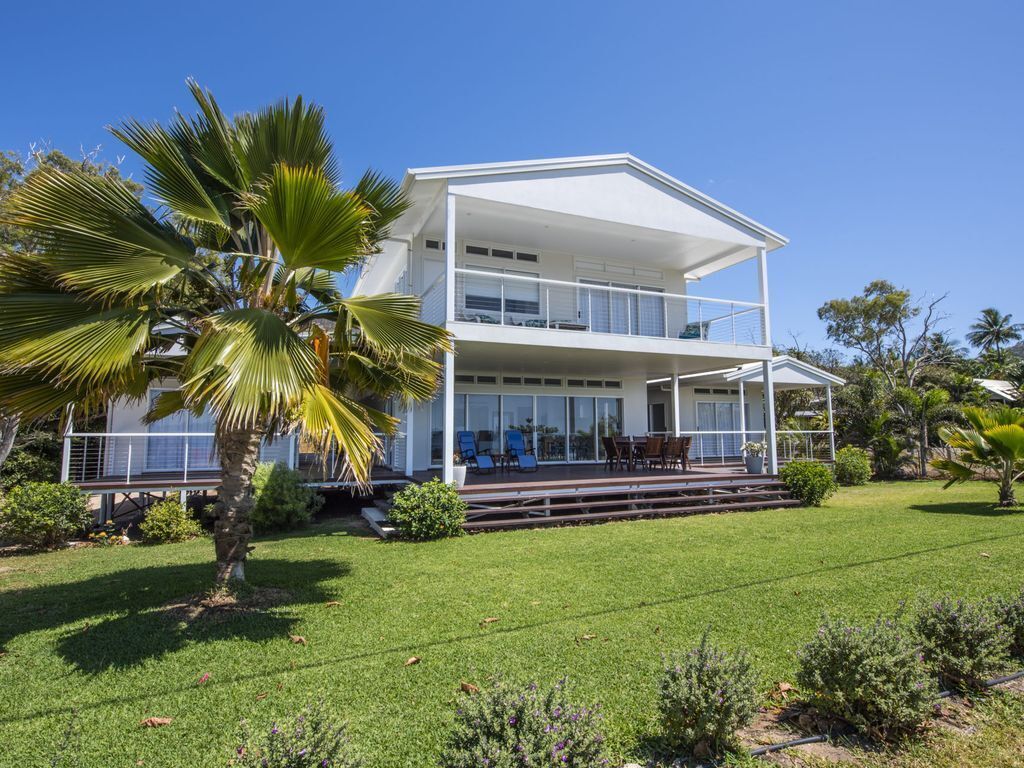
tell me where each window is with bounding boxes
[567,379,585,387]
[491,248,514,260]
[463,265,540,316]
[476,375,497,384]
[586,379,603,388]
[425,239,445,251]
[503,376,523,386]
[455,374,475,384]
[146,390,215,471]
[543,378,562,387]
[465,244,490,257]
[604,381,622,389]
[516,252,539,263]
[523,377,542,386]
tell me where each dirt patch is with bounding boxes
[160,586,292,624]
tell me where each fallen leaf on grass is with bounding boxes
[460,681,480,694]
[196,673,211,685]
[577,634,597,644]
[480,617,500,627]
[404,656,421,666]
[325,600,343,607]
[276,682,284,691]
[530,600,541,606]
[289,635,307,646]
[980,552,991,558]
[140,717,172,728]
[255,692,268,701]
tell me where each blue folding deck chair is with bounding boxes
[456,431,495,474]
[504,430,539,472]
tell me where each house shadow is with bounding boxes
[910,501,1022,518]
[1,558,348,673]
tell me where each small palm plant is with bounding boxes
[931,406,1024,507]
[0,82,451,581]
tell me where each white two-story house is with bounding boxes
[353,154,841,484]
[63,154,842,503]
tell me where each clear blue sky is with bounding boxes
[3,0,1021,351]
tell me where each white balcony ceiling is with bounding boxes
[392,154,787,279]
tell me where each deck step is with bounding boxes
[461,482,787,508]
[360,506,396,538]
[463,498,801,531]
[464,489,791,517]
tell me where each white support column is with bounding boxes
[826,384,836,461]
[405,404,415,476]
[671,374,681,437]
[442,190,456,483]
[60,404,74,482]
[738,380,746,444]
[756,246,773,347]
[762,361,778,473]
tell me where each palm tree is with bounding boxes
[0,82,451,581]
[966,308,1023,362]
[932,406,1024,507]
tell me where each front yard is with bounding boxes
[1,481,1022,766]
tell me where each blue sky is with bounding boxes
[3,0,1021,352]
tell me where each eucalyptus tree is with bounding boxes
[0,82,450,581]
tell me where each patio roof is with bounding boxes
[660,355,845,390]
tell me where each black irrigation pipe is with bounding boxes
[739,667,1024,762]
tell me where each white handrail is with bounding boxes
[454,268,764,309]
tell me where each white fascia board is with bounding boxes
[405,154,788,250]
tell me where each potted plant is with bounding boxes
[452,453,467,489]
[742,441,767,474]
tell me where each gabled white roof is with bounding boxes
[974,378,1021,402]
[405,154,788,250]
[668,355,845,389]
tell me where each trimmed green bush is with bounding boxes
[915,595,1011,689]
[387,478,466,541]
[0,447,60,491]
[779,461,838,506]
[833,446,872,486]
[439,677,607,768]
[235,699,361,767]
[993,589,1024,658]
[251,462,324,533]
[797,615,935,738]
[0,481,92,549]
[658,631,759,755]
[139,499,203,544]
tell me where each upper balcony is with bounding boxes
[421,269,766,347]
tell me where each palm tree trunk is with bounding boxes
[213,428,264,583]
[0,410,20,470]
[998,471,1017,508]
[919,413,928,479]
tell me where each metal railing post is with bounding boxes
[731,302,736,344]
[663,299,669,338]
[126,441,133,484]
[500,279,505,325]
[183,439,190,483]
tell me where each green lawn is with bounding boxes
[1,481,1022,767]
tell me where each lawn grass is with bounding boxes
[1,481,1022,767]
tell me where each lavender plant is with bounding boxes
[233,700,361,768]
[797,615,935,738]
[915,595,1011,689]
[439,677,608,767]
[658,630,759,755]
[992,588,1024,658]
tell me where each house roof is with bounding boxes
[404,154,788,251]
[663,355,845,390]
[974,378,1021,402]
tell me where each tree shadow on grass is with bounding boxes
[0,557,349,673]
[910,502,1022,517]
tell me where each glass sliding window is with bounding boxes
[569,397,596,461]
[501,395,535,454]
[534,396,566,462]
[146,391,215,471]
[462,266,502,321]
[466,394,500,455]
[503,269,540,315]
[596,397,624,459]
[431,394,466,465]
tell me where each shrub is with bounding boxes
[992,589,1024,658]
[833,446,872,486]
[658,631,759,755]
[797,615,936,738]
[439,677,608,768]
[914,595,1011,689]
[234,699,361,767]
[139,499,203,544]
[779,461,838,506]
[251,462,324,533]
[0,482,91,548]
[0,446,60,491]
[387,478,466,541]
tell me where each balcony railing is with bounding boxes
[62,431,407,488]
[648,429,835,465]
[452,268,766,346]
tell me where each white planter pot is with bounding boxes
[744,454,765,474]
[452,465,467,489]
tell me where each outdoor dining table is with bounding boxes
[613,435,648,470]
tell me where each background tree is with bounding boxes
[932,406,1024,507]
[818,280,950,477]
[966,308,1023,368]
[0,82,451,582]
[0,147,141,472]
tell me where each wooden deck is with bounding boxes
[411,462,751,489]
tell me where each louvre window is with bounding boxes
[543,378,562,387]
[491,248,514,260]
[476,375,497,384]
[503,376,523,386]
[465,244,489,257]
[523,377,542,386]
